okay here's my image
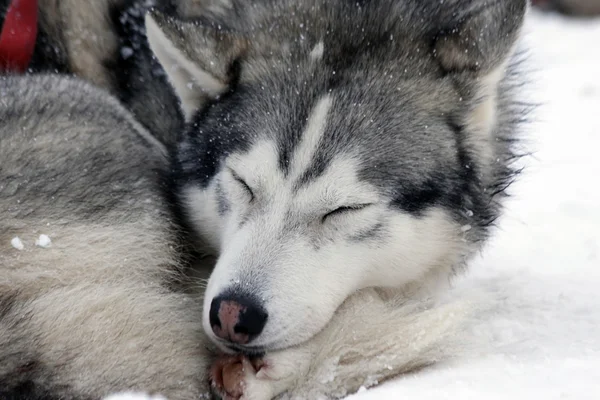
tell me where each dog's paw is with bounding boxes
[210,349,311,400]
[210,355,247,400]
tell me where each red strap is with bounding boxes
[0,0,38,73]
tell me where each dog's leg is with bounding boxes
[210,288,470,400]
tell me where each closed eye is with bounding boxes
[321,204,373,223]
[228,168,254,202]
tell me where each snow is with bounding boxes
[35,234,52,248]
[350,10,600,400]
[121,46,135,60]
[10,236,24,250]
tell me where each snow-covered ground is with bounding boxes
[350,10,600,400]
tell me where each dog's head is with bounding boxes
[147,0,528,353]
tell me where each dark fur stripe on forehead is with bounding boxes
[276,88,327,176]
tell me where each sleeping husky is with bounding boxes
[0,0,529,398]
[145,0,529,398]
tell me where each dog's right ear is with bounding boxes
[431,0,528,74]
[145,10,247,121]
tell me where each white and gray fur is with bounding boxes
[147,0,529,352]
[0,74,213,399]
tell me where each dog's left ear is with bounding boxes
[145,10,247,121]
[432,0,528,74]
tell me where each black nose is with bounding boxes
[209,293,268,344]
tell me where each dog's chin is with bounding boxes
[226,343,267,358]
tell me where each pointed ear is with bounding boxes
[145,10,247,121]
[433,0,528,74]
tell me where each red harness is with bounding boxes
[0,0,38,73]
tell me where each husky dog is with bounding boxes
[0,74,468,400]
[0,74,212,399]
[0,73,469,400]
[146,0,529,398]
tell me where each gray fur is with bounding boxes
[0,74,212,399]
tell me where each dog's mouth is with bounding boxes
[224,343,266,358]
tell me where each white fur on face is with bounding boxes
[187,94,464,351]
[182,182,223,253]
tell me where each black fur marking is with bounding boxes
[0,380,63,400]
[392,177,446,216]
[109,0,185,149]
[108,0,148,98]
[173,86,252,189]
[28,31,70,75]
